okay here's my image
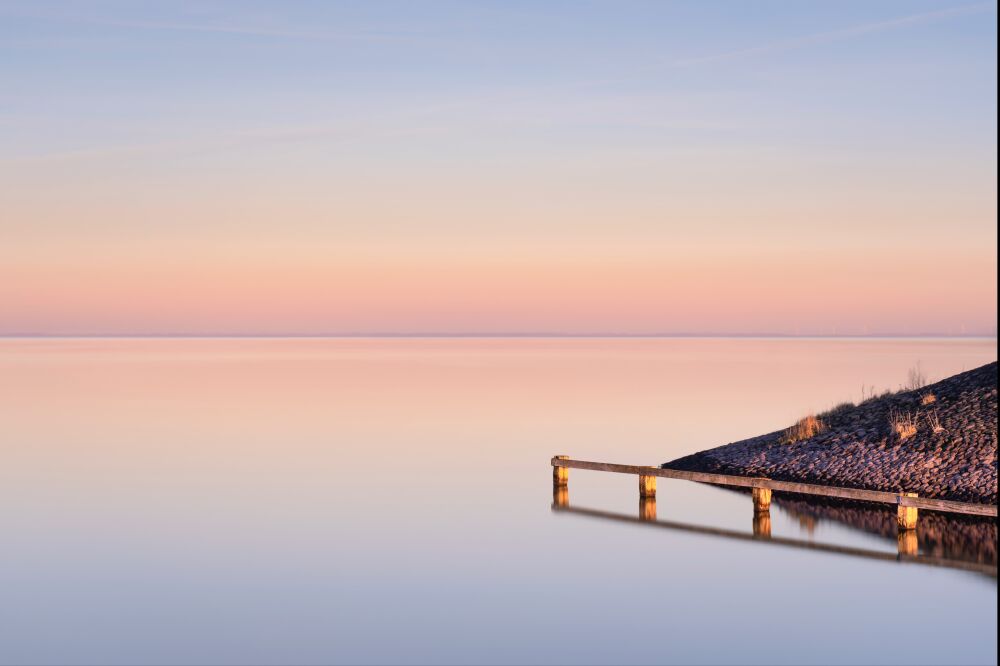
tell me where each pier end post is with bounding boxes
[897,493,918,531]
[552,455,570,488]
[639,468,657,499]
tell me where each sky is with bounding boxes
[1,0,997,336]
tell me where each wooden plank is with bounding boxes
[900,495,997,517]
[550,457,998,518]
[550,457,900,502]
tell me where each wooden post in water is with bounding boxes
[553,486,569,508]
[553,455,570,488]
[897,493,919,531]
[897,529,918,556]
[751,484,772,537]
[752,486,772,513]
[639,467,657,499]
[752,511,772,538]
[639,497,657,521]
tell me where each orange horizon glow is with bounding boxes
[2,241,995,336]
[1,2,996,337]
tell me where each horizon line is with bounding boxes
[1,333,997,341]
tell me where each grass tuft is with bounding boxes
[906,363,928,391]
[820,402,855,419]
[780,414,824,445]
[925,410,945,434]
[888,407,918,441]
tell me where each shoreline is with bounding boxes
[665,362,999,506]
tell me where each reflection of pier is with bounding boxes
[550,497,998,577]
[772,496,997,566]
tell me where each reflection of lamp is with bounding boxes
[639,497,657,521]
[753,511,772,539]
[553,486,569,509]
[897,529,918,557]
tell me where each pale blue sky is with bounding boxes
[1,1,997,335]
[3,1,997,157]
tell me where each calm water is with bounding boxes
[0,337,996,665]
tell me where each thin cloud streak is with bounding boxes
[0,6,414,42]
[571,1,997,90]
[668,1,996,68]
[2,1,993,165]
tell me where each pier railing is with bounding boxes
[550,456,998,534]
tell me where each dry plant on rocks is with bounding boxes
[925,410,945,434]
[780,415,824,445]
[889,407,918,441]
[906,363,928,391]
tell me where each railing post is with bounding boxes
[639,468,657,499]
[553,455,569,488]
[897,493,918,531]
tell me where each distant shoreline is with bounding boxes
[2,334,997,341]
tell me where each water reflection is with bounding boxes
[639,497,657,521]
[773,497,997,567]
[551,493,997,578]
[752,511,772,539]
[898,529,919,557]
[2,338,995,664]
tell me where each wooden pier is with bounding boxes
[550,456,998,536]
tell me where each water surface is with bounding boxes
[0,338,996,665]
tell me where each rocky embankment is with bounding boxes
[665,362,998,505]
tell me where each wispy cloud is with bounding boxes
[560,0,997,93]
[3,1,993,166]
[0,5,412,42]
[667,2,996,68]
